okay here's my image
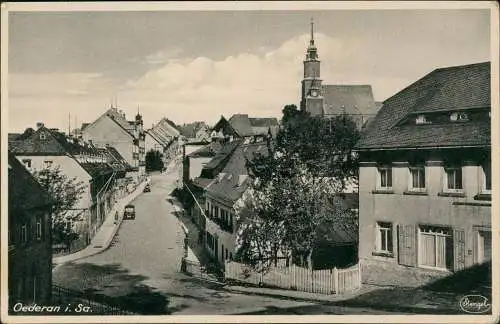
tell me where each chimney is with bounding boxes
[36,122,44,129]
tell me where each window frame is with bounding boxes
[417,225,453,271]
[443,165,463,192]
[375,221,393,255]
[377,165,393,190]
[36,218,42,241]
[408,165,426,191]
[20,224,28,244]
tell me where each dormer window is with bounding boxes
[415,115,428,125]
[40,133,47,140]
[450,112,468,122]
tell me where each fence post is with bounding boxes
[333,267,338,294]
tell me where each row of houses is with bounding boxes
[7,107,154,305]
[181,61,492,288]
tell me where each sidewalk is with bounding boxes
[224,284,367,304]
[169,196,211,265]
[53,180,149,266]
[223,283,462,314]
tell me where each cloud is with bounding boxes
[144,48,184,65]
[121,33,348,126]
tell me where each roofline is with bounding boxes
[354,144,490,152]
[381,61,491,104]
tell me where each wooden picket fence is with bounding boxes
[224,260,361,295]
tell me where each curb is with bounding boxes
[223,285,358,305]
[52,180,148,267]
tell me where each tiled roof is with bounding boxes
[9,127,95,156]
[212,116,239,137]
[200,140,242,178]
[105,108,135,136]
[356,62,491,150]
[8,133,21,142]
[188,144,216,158]
[178,121,206,138]
[8,153,53,211]
[228,114,255,137]
[322,85,378,116]
[191,177,214,189]
[80,162,114,178]
[206,141,269,203]
[249,117,279,127]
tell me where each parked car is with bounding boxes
[123,204,136,220]
[143,184,151,193]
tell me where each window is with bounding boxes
[445,166,463,191]
[21,224,27,244]
[409,166,426,190]
[477,231,492,264]
[418,225,453,270]
[378,166,392,189]
[43,160,53,168]
[229,252,233,260]
[415,115,429,125]
[39,133,46,140]
[36,219,42,240]
[483,162,491,192]
[450,112,469,122]
[22,159,32,169]
[375,222,393,254]
[225,248,229,260]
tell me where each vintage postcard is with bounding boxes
[1,1,498,323]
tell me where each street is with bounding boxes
[52,164,317,314]
[52,163,409,315]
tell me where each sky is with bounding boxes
[7,8,491,133]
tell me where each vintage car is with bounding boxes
[143,184,151,193]
[123,204,136,220]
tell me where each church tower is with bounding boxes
[300,18,324,117]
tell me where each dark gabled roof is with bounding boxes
[356,62,491,150]
[9,126,95,155]
[188,144,216,158]
[212,116,240,138]
[228,114,254,137]
[205,141,269,203]
[249,117,279,127]
[106,146,131,169]
[322,85,378,116]
[8,153,53,211]
[191,177,214,190]
[104,108,135,137]
[178,121,206,138]
[79,162,114,178]
[200,140,242,178]
[8,133,21,142]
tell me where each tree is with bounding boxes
[33,166,86,248]
[234,105,360,270]
[146,149,164,172]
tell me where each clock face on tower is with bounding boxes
[311,90,318,97]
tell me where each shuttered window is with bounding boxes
[398,224,416,267]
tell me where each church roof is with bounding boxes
[322,85,378,117]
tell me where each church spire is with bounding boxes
[306,17,318,61]
[310,17,315,46]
